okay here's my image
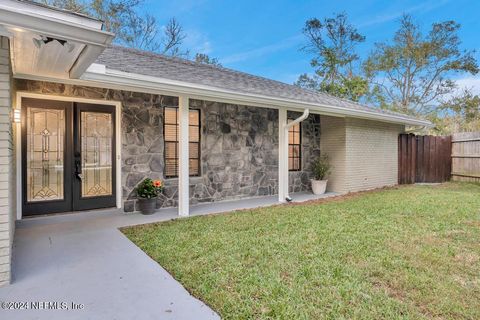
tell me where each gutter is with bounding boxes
[0,7,114,45]
[79,67,432,127]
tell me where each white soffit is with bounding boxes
[12,30,86,78]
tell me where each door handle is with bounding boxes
[75,159,83,180]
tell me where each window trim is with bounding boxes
[288,119,302,171]
[163,107,201,178]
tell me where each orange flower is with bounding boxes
[153,180,162,187]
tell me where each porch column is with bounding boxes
[178,95,189,216]
[278,107,288,202]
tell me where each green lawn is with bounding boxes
[122,183,480,319]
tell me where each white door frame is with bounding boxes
[15,91,122,220]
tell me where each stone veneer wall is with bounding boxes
[15,80,321,212]
[185,99,279,206]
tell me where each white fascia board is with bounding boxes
[15,67,431,127]
[82,68,432,127]
[69,45,109,79]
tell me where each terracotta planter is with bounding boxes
[311,179,327,195]
[137,198,157,215]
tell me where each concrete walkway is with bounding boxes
[0,192,337,320]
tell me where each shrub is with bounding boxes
[137,178,163,199]
[312,154,331,180]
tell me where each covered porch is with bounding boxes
[14,76,334,219]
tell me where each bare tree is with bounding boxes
[39,0,188,56]
[126,12,161,52]
[161,18,188,57]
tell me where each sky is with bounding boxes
[144,0,480,93]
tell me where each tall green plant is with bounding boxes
[312,154,331,180]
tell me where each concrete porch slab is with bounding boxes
[0,191,338,319]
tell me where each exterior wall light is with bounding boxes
[13,109,20,123]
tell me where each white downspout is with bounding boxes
[286,109,310,130]
[278,108,309,202]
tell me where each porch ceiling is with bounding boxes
[9,29,86,78]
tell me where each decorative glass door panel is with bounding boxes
[81,112,113,198]
[22,98,72,215]
[26,107,65,202]
[73,103,116,211]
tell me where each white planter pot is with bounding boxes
[311,179,327,195]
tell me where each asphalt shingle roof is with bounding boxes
[96,45,422,123]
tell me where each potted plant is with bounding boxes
[136,178,163,215]
[311,154,331,195]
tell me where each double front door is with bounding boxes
[22,98,116,216]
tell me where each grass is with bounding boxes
[122,183,480,319]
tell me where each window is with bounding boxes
[288,120,301,171]
[164,107,200,178]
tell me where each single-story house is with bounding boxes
[0,0,430,286]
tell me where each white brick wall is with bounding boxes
[320,116,347,193]
[320,116,404,194]
[0,36,12,287]
[345,118,403,192]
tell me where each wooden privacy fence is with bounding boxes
[398,134,452,184]
[451,132,480,183]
